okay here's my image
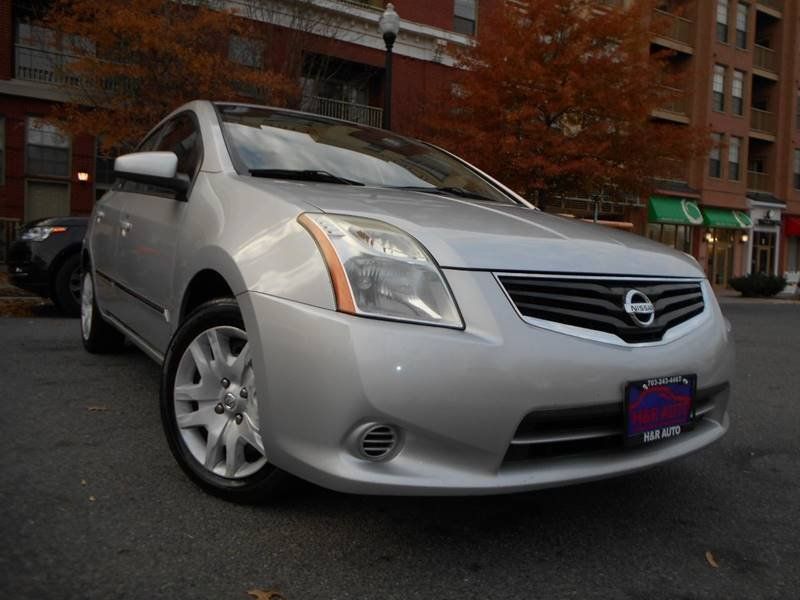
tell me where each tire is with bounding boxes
[160,298,285,503]
[80,270,126,353]
[53,253,82,317]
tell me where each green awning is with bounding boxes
[701,207,752,229]
[648,195,704,225]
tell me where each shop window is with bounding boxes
[647,223,693,253]
[709,133,722,178]
[716,0,729,43]
[732,70,744,116]
[728,136,741,181]
[712,65,725,112]
[26,118,70,178]
[454,0,477,36]
[735,3,747,49]
[787,237,800,272]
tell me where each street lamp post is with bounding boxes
[379,4,400,130]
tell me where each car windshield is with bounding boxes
[216,104,517,205]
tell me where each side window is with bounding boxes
[156,114,202,178]
[123,113,202,195]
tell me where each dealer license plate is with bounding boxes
[625,375,696,446]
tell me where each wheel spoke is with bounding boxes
[239,415,265,457]
[203,422,226,470]
[188,338,215,380]
[228,341,249,379]
[174,380,219,403]
[206,329,227,368]
[176,405,218,429]
[224,424,244,477]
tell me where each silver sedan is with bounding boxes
[81,100,733,502]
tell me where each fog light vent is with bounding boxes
[358,424,398,461]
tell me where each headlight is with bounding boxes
[20,226,67,241]
[298,213,463,329]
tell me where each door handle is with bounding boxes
[120,220,133,235]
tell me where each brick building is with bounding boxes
[1,0,799,289]
[0,0,473,260]
[642,0,800,289]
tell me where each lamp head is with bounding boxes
[379,3,400,43]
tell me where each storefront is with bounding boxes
[701,207,752,288]
[747,201,784,277]
[646,195,704,253]
[783,215,800,294]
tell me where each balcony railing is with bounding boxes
[657,86,689,116]
[304,96,383,128]
[750,108,776,135]
[15,45,82,86]
[754,45,778,72]
[747,171,772,192]
[652,10,694,47]
[756,0,783,11]
[334,0,382,10]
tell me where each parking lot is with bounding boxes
[1,301,799,600]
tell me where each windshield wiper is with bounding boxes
[249,169,364,186]
[394,186,499,203]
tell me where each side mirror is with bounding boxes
[114,151,189,196]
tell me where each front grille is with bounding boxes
[503,384,724,463]
[498,275,705,344]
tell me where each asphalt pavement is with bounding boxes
[1,303,799,600]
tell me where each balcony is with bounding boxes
[747,171,772,192]
[750,108,776,138]
[755,0,783,15]
[14,45,81,86]
[304,96,383,128]
[652,10,694,53]
[652,86,690,124]
[753,45,779,77]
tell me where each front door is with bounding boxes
[114,112,202,354]
[25,180,69,223]
[707,229,735,287]
[751,231,776,275]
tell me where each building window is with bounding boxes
[732,70,745,115]
[709,133,722,178]
[735,3,748,49]
[729,136,741,181]
[647,223,693,253]
[712,65,726,112]
[794,149,800,189]
[0,116,5,185]
[716,0,729,43]
[228,35,263,69]
[26,118,70,177]
[454,0,477,35]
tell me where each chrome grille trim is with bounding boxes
[494,273,710,347]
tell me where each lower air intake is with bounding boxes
[358,424,399,461]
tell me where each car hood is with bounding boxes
[243,179,704,277]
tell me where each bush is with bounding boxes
[728,273,787,297]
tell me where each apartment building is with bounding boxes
[645,0,800,287]
[0,0,475,261]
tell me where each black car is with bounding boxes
[8,216,88,316]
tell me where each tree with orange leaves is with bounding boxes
[38,0,306,150]
[420,0,706,203]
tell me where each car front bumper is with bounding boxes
[238,271,733,496]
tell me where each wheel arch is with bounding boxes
[48,242,83,292]
[179,267,238,324]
